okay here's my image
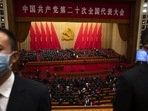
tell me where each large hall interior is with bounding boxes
[0,0,146,111]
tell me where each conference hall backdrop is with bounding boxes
[20,22,127,56]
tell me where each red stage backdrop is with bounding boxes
[14,0,130,20]
[74,23,102,50]
[30,22,61,50]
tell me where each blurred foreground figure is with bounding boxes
[0,28,50,111]
[113,28,148,111]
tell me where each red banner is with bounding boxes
[14,0,130,20]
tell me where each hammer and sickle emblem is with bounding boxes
[61,28,74,41]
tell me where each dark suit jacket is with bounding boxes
[6,75,51,111]
[113,64,148,111]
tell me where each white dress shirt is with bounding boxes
[0,72,15,111]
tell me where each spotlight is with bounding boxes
[143,9,147,13]
[143,3,148,7]
[142,20,146,24]
[0,4,3,8]
[1,17,4,21]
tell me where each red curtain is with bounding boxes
[74,23,102,49]
[51,22,61,49]
[88,24,92,48]
[96,23,102,49]
[30,22,61,50]
[30,24,36,51]
[82,23,88,49]
[34,22,41,50]
[74,23,83,50]
[92,23,98,48]
[46,22,52,49]
[40,22,46,49]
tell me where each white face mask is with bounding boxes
[0,53,12,77]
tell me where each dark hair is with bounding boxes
[141,28,148,46]
[0,27,17,51]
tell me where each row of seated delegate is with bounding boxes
[19,48,121,62]
[18,70,119,106]
[49,75,118,106]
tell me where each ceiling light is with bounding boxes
[144,3,148,7]
[143,9,147,13]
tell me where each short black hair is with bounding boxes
[0,27,17,51]
[141,28,148,46]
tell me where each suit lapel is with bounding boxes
[6,75,26,111]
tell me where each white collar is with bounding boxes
[0,72,15,98]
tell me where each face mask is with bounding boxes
[0,53,12,77]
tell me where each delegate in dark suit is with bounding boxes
[113,64,148,111]
[0,28,51,111]
[6,75,50,111]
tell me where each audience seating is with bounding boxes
[17,49,128,107]
[18,68,122,106]
[19,48,121,63]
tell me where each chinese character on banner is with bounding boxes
[53,6,59,13]
[38,5,43,13]
[60,6,66,14]
[75,6,80,14]
[107,8,112,15]
[81,7,87,14]
[45,5,51,13]
[22,5,28,13]
[88,7,93,15]
[101,8,106,15]
[30,5,36,13]
[114,8,119,15]
[16,1,130,19]
[67,7,73,14]
[94,8,100,15]
[120,9,124,16]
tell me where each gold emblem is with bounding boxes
[61,28,74,41]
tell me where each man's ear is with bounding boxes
[11,51,19,63]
